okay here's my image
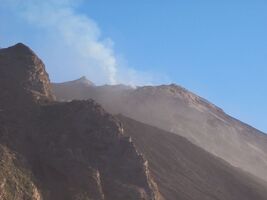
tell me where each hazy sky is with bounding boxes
[0,0,266,133]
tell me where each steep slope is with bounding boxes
[32,100,161,200]
[119,115,267,200]
[0,43,162,200]
[52,78,267,182]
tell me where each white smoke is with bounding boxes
[0,0,169,85]
[28,0,117,84]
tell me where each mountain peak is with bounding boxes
[1,43,35,56]
[75,76,94,86]
[56,76,95,87]
[13,42,31,49]
[0,43,54,105]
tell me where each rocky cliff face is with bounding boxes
[52,77,267,183]
[35,100,161,200]
[0,145,42,200]
[0,44,162,200]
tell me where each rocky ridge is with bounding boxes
[52,76,267,183]
[0,43,162,200]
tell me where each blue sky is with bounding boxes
[0,0,266,133]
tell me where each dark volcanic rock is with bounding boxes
[0,43,54,104]
[0,44,162,200]
[34,100,161,200]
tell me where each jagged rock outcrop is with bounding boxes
[0,43,54,105]
[34,100,161,200]
[0,43,162,200]
[52,78,267,183]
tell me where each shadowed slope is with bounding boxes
[0,43,162,200]
[119,115,267,200]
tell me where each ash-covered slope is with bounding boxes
[119,115,267,200]
[0,44,162,200]
[52,77,267,183]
